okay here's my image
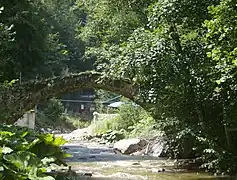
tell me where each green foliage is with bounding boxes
[101,130,125,143]
[64,116,90,129]
[92,103,147,134]
[115,103,145,131]
[36,112,56,129]
[1,0,237,175]
[0,125,68,179]
[200,149,237,174]
[159,117,198,158]
[36,98,73,131]
[205,0,237,85]
[36,98,91,131]
[0,0,50,81]
[148,0,219,29]
[92,103,156,141]
[77,0,149,46]
[42,98,65,120]
[91,118,119,135]
[91,116,126,143]
[0,0,90,82]
[79,0,237,174]
[128,116,158,138]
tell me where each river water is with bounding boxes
[62,141,235,180]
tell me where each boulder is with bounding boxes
[150,141,165,157]
[113,138,147,154]
[130,137,166,157]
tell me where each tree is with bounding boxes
[0,6,15,80]
[76,0,237,173]
[77,0,150,47]
[205,0,237,154]
[0,0,51,81]
[0,0,91,82]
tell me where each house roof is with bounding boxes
[108,101,125,108]
[102,95,122,104]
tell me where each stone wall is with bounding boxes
[14,110,35,129]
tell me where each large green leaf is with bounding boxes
[2,146,13,154]
[41,157,56,166]
[52,137,67,147]
[28,166,55,180]
[3,151,42,171]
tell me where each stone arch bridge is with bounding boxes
[0,72,143,124]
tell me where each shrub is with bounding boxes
[41,98,64,120]
[115,103,143,131]
[101,129,125,143]
[198,139,237,174]
[64,116,90,129]
[128,116,158,138]
[91,102,157,141]
[35,112,75,132]
[0,125,69,179]
[158,117,237,174]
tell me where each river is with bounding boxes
[61,140,235,180]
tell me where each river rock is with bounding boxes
[113,138,147,154]
[150,142,165,157]
[109,172,147,180]
[151,168,165,173]
[147,137,166,157]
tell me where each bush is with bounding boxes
[101,129,125,143]
[64,116,90,129]
[36,98,92,131]
[0,125,69,179]
[198,139,237,174]
[158,117,237,174]
[128,116,158,138]
[42,98,64,120]
[91,102,157,141]
[35,112,75,132]
[115,103,143,131]
[158,117,201,159]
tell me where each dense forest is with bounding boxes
[1,0,237,176]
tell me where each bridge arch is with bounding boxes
[0,72,141,123]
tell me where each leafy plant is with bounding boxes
[0,125,69,179]
[41,98,65,120]
[64,116,90,129]
[100,129,125,143]
[128,116,158,138]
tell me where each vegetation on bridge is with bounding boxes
[1,0,237,177]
